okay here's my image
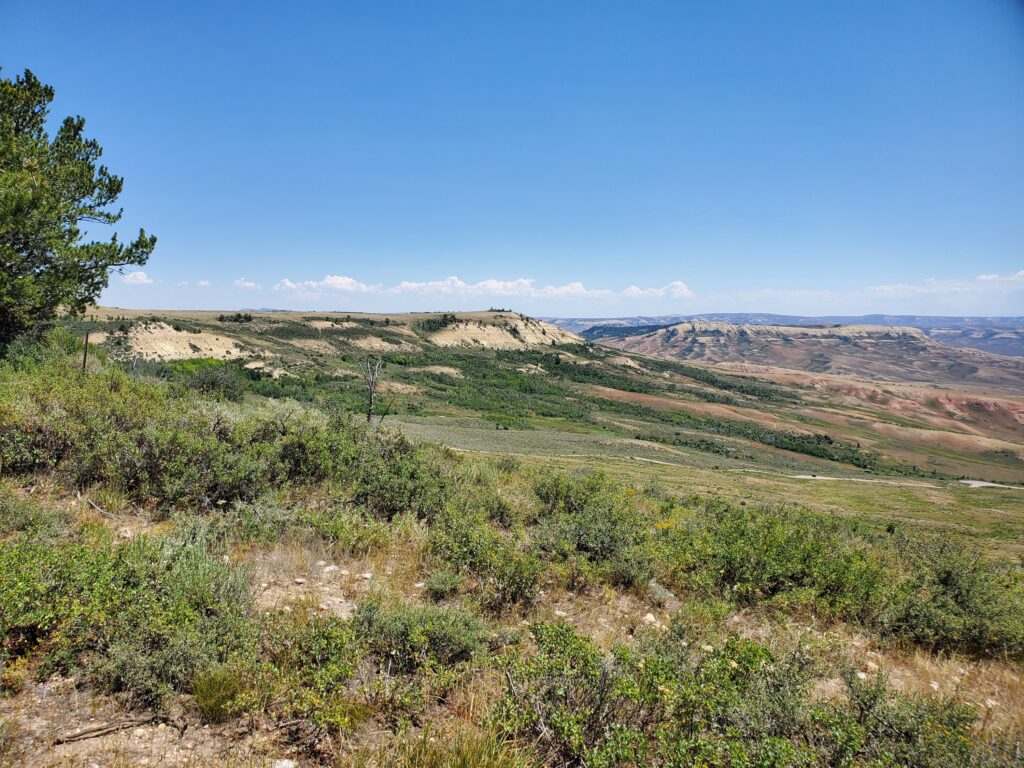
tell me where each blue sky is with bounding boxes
[3,1,1023,316]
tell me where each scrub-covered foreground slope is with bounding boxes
[1,328,1023,767]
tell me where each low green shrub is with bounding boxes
[659,501,886,619]
[880,535,1024,657]
[192,664,243,722]
[424,568,464,601]
[354,598,489,673]
[429,508,541,613]
[233,608,365,733]
[0,348,360,507]
[221,498,293,543]
[181,362,246,402]
[657,501,1024,657]
[494,455,521,474]
[0,522,255,707]
[351,433,455,521]
[0,493,68,538]
[497,621,1002,768]
[478,551,543,615]
[302,505,392,555]
[534,471,653,588]
[480,487,521,528]
[375,730,536,768]
[267,610,362,694]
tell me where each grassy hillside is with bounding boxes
[70,308,1024,489]
[1,328,1023,766]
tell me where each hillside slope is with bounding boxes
[90,308,580,363]
[67,307,1024,488]
[592,321,1024,393]
[549,314,1024,356]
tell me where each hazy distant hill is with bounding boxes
[546,314,1024,357]
[588,320,1024,392]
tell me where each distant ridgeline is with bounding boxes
[552,313,1024,358]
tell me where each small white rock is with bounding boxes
[413,582,425,588]
[315,560,327,567]
[272,761,297,768]
[856,671,868,681]
[293,577,307,585]
[340,569,350,576]
[642,613,658,624]
[323,565,339,574]
[929,681,940,691]
[554,610,569,618]
[985,698,998,708]
[360,572,373,580]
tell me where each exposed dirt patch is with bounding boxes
[349,336,418,353]
[245,360,288,378]
[608,355,643,369]
[378,381,420,395]
[429,318,578,349]
[0,676,275,767]
[288,338,338,355]
[120,322,247,362]
[517,363,547,375]
[410,365,464,379]
[248,528,428,617]
[305,320,340,330]
[253,547,359,621]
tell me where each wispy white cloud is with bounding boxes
[622,281,694,299]
[865,270,1024,298]
[122,271,153,285]
[688,268,1024,316]
[386,277,613,299]
[273,275,380,298]
[197,280,210,288]
[233,277,261,290]
[864,278,956,297]
[976,270,1024,283]
[273,274,694,302]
